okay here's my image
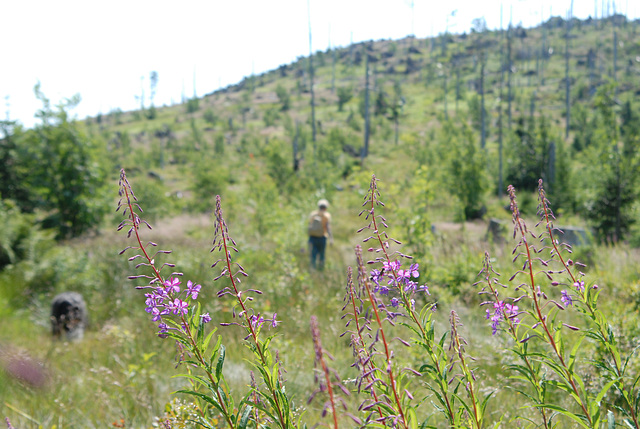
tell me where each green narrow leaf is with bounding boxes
[407,407,418,429]
[175,389,223,413]
[539,404,590,428]
[216,344,226,380]
[568,335,585,372]
[238,404,253,429]
[202,329,218,356]
[596,380,617,405]
[607,410,615,429]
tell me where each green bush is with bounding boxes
[190,164,230,212]
[186,97,199,113]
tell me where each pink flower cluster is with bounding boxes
[143,277,209,337]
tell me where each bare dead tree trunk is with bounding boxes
[443,63,448,121]
[455,61,461,114]
[507,20,513,129]
[565,1,574,140]
[530,90,537,120]
[498,4,505,196]
[308,0,316,146]
[362,50,371,163]
[480,57,486,149]
[613,13,618,88]
[331,46,336,94]
[548,141,556,192]
[541,7,547,86]
[328,25,336,94]
[293,120,300,172]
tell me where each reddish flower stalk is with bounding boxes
[508,185,593,425]
[354,246,408,428]
[449,311,482,429]
[211,195,292,429]
[358,175,456,425]
[343,266,385,421]
[536,180,639,428]
[310,315,339,429]
[117,169,232,426]
[477,252,550,429]
[348,252,394,423]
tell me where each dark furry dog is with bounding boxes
[51,292,87,340]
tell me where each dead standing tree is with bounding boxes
[565,0,574,140]
[307,0,317,149]
[361,47,371,164]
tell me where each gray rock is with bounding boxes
[486,218,508,243]
[554,226,590,248]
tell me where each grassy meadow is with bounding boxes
[2,13,640,428]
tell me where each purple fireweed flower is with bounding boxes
[403,280,417,292]
[172,299,189,315]
[573,280,585,292]
[144,297,157,313]
[486,303,503,335]
[418,284,430,295]
[186,280,201,299]
[164,277,181,294]
[398,263,419,279]
[270,313,280,328]
[390,297,400,308]
[561,290,573,307]
[383,260,401,273]
[505,303,520,325]
[486,301,519,335]
[250,314,265,329]
[150,307,163,321]
[158,323,170,338]
[201,313,212,323]
[370,269,382,286]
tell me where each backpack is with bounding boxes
[308,212,325,237]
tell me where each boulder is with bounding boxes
[486,218,508,243]
[554,226,590,248]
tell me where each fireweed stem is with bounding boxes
[119,171,163,285]
[119,169,234,427]
[214,196,291,429]
[345,267,385,421]
[509,185,593,426]
[310,316,339,429]
[537,181,640,428]
[479,253,550,429]
[362,175,456,425]
[358,256,408,428]
[449,311,482,429]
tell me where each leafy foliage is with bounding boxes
[7,86,109,238]
[443,121,488,220]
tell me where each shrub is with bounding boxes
[275,84,291,111]
[13,86,110,238]
[203,109,218,125]
[186,97,200,114]
[336,86,353,112]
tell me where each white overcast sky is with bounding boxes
[0,0,634,127]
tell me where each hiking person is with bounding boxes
[308,199,333,270]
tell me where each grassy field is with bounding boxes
[2,176,640,427]
[2,14,640,428]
